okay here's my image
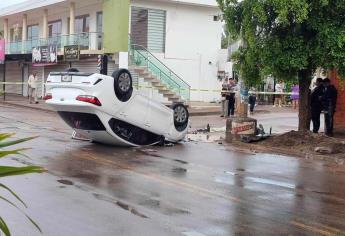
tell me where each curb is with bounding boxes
[189,111,220,117]
[0,101,55,113]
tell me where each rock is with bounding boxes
[314,146,334,154]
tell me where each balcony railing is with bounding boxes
[5,32,103,54]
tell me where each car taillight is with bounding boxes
[43,93,52,100]
[76,95,102,106]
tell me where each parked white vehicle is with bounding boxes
[45,68,189,146]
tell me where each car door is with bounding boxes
[146,99,173,136]
[117,93,150,128]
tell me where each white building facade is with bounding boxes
[0,0,223,102]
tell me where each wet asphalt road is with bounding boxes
[0,103,345,236]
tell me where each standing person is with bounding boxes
[220,78,229,117]
[248,88,257,115]
[274,81,283,107]
[322,78,337,136]
[281,81,287,106]
[227,79,236,117]
[310,78,324,133]
[291,83,299,109]
[28,71,39,104]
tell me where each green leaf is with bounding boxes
[0,134,15,142]
[24,213,42,234]
[0,166,44,178]
[0,183,27,208]
[0,195,42,234]
[0,133,43,235]
[0,149,30,158]
[0,217,11,236]
[0,137,38,149]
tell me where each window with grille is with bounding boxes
[131,7,166,53]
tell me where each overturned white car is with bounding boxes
[45,68,189,146]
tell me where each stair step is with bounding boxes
[163,93,178,98]
[131,67,146,73]
[140,72,152,77]
[143,76,156,81]
[152,83,166,88]
[168,97,182,102]
[151,79,161,84]
[158,87,170,92]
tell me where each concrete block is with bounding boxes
[226,116,257,143]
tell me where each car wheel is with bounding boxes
[173,103,189,132]
[112,69,133,102]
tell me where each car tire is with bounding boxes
[172,103,189,132]
[112,69,133,102]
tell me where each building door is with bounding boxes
[5,61,24,95]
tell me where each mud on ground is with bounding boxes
[232,131,345,164]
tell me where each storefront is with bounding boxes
[1,54,118,99]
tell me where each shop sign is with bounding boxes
[64,45,80,61]
[32,45,57,66]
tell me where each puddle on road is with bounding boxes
[220,171,296,189]
[139,198,190,216]
[57,179,74,185]
[93,193,149,219]
[172,167,187,173]
[174,159,189,164]
[246,176,296,189]
[182,231,206,236]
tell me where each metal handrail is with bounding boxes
[131,44,191,89]
[133,48,181,90]
[5,32,103,54]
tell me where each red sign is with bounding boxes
[0,39,5,64]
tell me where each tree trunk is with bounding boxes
[298,69,312,131]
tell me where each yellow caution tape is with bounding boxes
[0,82,296,95]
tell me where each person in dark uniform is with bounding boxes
[310,78,324,133]
[227,92,236,116]
[227,79,236,117]
[322,78,337,136]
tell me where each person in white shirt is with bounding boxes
[274,81,283,107]
[28,72,39,104]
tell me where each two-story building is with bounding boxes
[0,0,223,102]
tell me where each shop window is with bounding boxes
[27,25,39,40]
[67,15,90,34]
[48,20,62,37]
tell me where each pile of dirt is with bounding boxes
[260,130,345,155]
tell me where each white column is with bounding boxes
[119,52,129,69]
[61,17,68,35]
[69,2,75,35]
[3,18,8,43]
[22,14,27,41]
[42,9,48,39]
[22,14,27,53]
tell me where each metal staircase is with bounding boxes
[129,44,190,103]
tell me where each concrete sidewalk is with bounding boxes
[0,94,281,116]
